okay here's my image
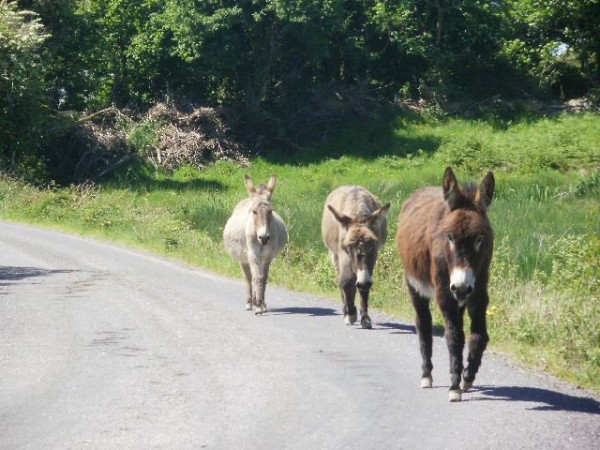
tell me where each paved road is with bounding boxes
[0,222,598,449]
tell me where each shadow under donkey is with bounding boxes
[471,385,600,414]
[268,306,340,317]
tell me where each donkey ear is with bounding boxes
[443,167,462,211]
[244,175,256,194]
[266,175,277,196]
[367,203,391,227]
[477,171,495,209]
[327,205,352,228]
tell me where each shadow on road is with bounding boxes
[375,321,446,337]
[473,385,600,414]
[376,322,416,334]
[0,266,76,284]
[269,306,340,317]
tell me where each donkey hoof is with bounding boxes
[420,376,433,388]
[254,303,267,315]
[449,389,462,402]
[460,379,473,392]
[360,315,372,329]
[344,314,357,326]
[245,302,253,311]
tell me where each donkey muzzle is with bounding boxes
[257,225,270,245]
[450,283,473,299]
[356,280,373,290]
[356,269,373,290]
[450,267,474,301]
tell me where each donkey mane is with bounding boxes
[254,183,271,196]
[447,182,484,211]
[460,182,478,200]
[344,224,379,247]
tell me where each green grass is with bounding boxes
[1,112,599,391]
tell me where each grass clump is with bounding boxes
[487,232,600,387]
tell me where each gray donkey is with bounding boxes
[223,175,288,314]
[322,185,390,328]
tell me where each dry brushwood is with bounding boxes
[145,103,248,170]
[62,103,248,181]
[51,108,131,182]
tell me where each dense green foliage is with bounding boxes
[0,1,49,179]
[503,0,600,98]
[1,1,599,181]
[1,113,599,390]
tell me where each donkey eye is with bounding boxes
[447,233,454,243]
[474,236,483,251]
[252,210,257,215]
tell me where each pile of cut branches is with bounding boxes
[47,107,130,183]
[52,103,249,183]
[143,103,248,170]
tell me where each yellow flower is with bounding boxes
[487,305,500,318]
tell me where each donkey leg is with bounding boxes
[254,262,270,315]
[330,251,340,276]
[462,299,490,391]
[440,305,465,402]
[408,285,433,388]
[247,252,266,314]
[339,272,357,325]
[358,287,372,329]
[240,263,254,311]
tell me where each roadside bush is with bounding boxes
[550,233,599,299]
[546,234,599,384]
[489,232,600,386]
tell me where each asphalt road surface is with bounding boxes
[1,221,599,449]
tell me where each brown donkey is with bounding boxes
[396,167,495,401]
[322,186,390,329]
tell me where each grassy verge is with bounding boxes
[1,113,599,391]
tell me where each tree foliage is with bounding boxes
[502,0,600,97]
[16,0,599,111]
[0,0,50,180]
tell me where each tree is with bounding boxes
[160,0,358,111]
[0,0,50,180]
[370,0,508,99]
[15,1,88,109]
[502,0,600,97]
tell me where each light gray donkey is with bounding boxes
[322,186,390,329]
[223,175,288,314]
